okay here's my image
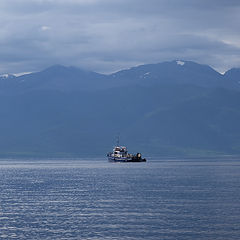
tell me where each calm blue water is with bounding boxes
[0,158,240,239]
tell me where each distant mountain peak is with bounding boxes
[43,64,70,72]
[42,64,97,75]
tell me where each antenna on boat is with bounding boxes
[116,135,120,146]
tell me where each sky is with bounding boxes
[0,0,240,74]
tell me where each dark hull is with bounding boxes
[108,157,146,162]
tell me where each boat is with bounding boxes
[107,138,146,162]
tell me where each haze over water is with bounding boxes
[0,159,240,240]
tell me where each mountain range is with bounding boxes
[1,60,240,158]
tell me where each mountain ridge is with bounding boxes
[1,60,240,157]
[1,60,240,93]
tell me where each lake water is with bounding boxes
[0,158,240,240]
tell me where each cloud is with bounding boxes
[0,0,240,73]
[40,26,51,31]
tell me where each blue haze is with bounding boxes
[0,159,240,239]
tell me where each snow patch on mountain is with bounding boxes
[0,72,32,79]
[13,72,32,77]
[0,74,11,78]
[176,60,185,66]
[140,72,151,79]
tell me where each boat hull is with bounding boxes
[108,157,146,162]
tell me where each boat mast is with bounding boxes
[116,135,120,146]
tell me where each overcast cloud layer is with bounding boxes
[0,0,240,74]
